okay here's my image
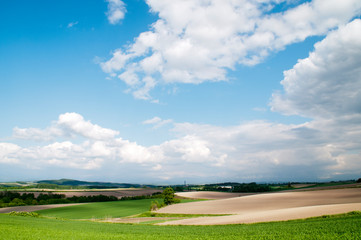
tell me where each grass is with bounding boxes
[34,198,201,219]
[35,199,161,219]
[136,211,229,218]
[0,212,360,239]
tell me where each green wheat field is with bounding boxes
[1,199,360,239]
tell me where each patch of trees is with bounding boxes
[66,195,118,203]
[35,183,86,190]
[36,179,152,188]
[199,182,272,192]
[119,192,162,201]
[150,187,180,211]
[232,182,272,192]
[0,190,163,208]
[0,191,161,208]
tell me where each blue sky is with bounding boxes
[1,0,361,184]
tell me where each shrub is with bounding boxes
[8,211,41,217]
[9,198,26,207]
[149,200,165,211]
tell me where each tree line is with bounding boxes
[0,191,162,208]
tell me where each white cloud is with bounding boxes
[57,112,120,140]
[132,76,157,100]
[170,118,361,180]
[161,135,212,163]
[3,2,361,182]
[142,116,173,129]
[0,143,20,164]
[13,113,120,141]
[271,19,361,119]
[13,126,63,141]
[101,0,361,100]
[101,49,130,73]
[67,21,78,28]
[2,108,361,181]
[152,164,162,171]
[106,0,126,24]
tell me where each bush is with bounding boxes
[9,198,26,207]
[149,200,165,211]
[8,211,41,217]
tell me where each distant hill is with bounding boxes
[36,179,156,188]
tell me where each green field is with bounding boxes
[1,212,361,239]
[35,199,161,219]
[35,199,199,219]
[3,199,361,239]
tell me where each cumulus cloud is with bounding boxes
[271,19,361,119]
[0,143,20,164]
[4,18,361,179]
[3,113,163,171]
[13,126,63,141]
[161,135,211,162]
[1,109,361,182]
[106,0,126,24]
[57,112,120,140]
[13,112,119,141]
[100,0,361,100]
[170,118,361,181]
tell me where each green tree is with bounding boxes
[9,198,25,207]
[162,187,179,205]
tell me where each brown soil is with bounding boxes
[0,203,86,213]
[157,188,361,225]
[175,191,254,199]
[9,188,161,199]
[285,183,361,192]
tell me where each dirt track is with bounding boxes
[158,188,361,225]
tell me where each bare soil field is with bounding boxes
[175,191,254,199]
[290,183,361,191]
[157,188,361,225]
[11,188,161,199]
[0,203,86,214]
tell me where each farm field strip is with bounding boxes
[0,188,162,199]
[30,198,202,220]
[35,199,161,219]
[1,211,361,239]
[0,203,87,214]
[3,187,361,226]
[175,191,254,199]
[159,203,361,225]
[157,188,361,225]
